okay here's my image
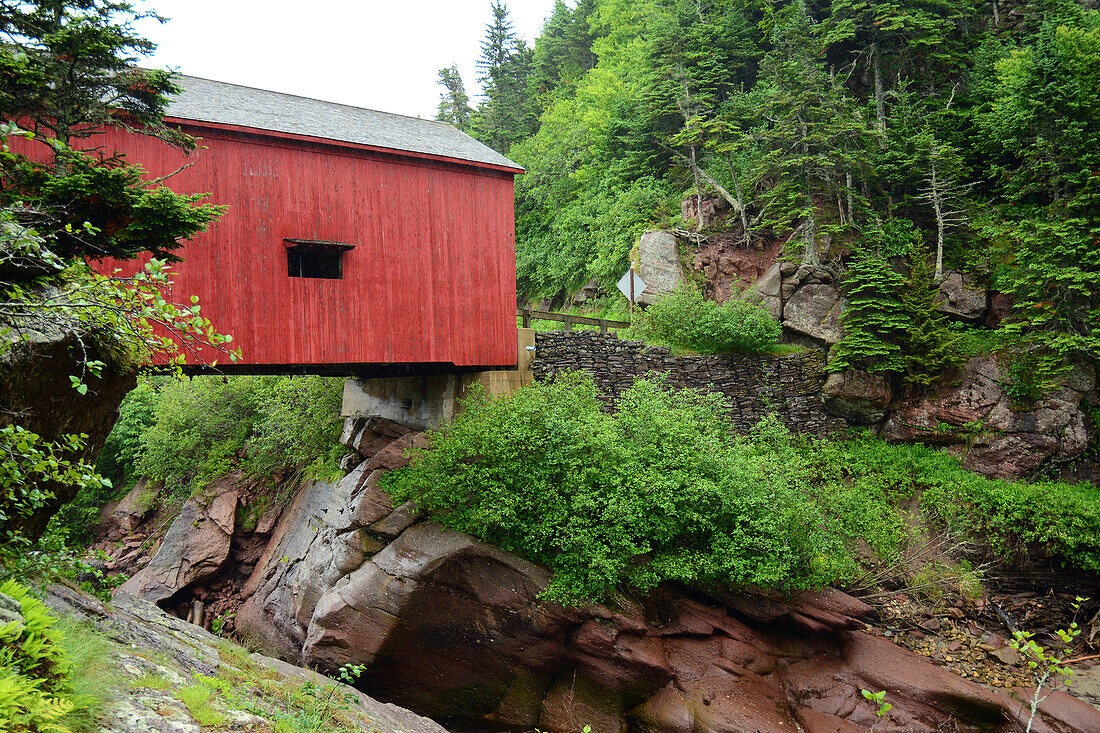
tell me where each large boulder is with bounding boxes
[103,478,161,540]
[740,261,783,320]
[823,370,892,425]
[634,230,684,306]
[249,517,1085,733]
[118,489,237,603]
[783,283,846,344]
[937,271,989,321]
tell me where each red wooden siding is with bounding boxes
[82,124,518,369]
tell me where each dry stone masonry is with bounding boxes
[531,330,844,435]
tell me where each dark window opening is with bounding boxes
[284,239,355,279]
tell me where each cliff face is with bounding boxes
[96,419,1100,733]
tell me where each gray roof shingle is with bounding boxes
[165,74,522,172]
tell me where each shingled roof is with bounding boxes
[164,74,522,172]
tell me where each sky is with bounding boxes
[135,0,559,120]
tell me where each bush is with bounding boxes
[112,374,345,498]
[95,378,162,488]
[385,374,1100,604]
[384,373,864,603]
[640,282,781,354]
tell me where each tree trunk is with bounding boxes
[667,145,742,214]
[802,195,819,265]
[846,171,855,223]
[727,156,751,244]
[691,146,705,232]
[992,0,1001,25]
[798,118,819,266]
[836,175,847,227]
[873,42,886,135]
[930,158,946,281]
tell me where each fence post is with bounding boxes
[563,315,573,331]
[521,308,531,328]
[600,319,609,334]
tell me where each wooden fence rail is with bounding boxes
[517,308,630,333]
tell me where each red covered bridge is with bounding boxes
[96,75,523,375]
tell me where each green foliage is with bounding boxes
[0,0,231,553]
[830,247,909,374]
[0,427,108,530]
[830,234,960,386]
[999,349,1057,406]
[897,242,961,386]
[386,376,1100,604]
[860,688,893,730]
[0,1,184,147]
[386,374,870,603]
[51,377,163,547]
[1,146,223,263]
[94,379,161,488]
[435,64,472,130]
[0,580,111,733]
[470,1,537,153]
[640,282,781,354]
[447,0,1100,390]
[132,375,344,497]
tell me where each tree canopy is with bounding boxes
[439,0,1099,388]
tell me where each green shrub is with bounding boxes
[384,373,862,602]
[640,282,781,354]
[95,378,162,488]
[129,374,344,498]
[385,375,1100,604]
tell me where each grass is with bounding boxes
[205,638,368,733]
[55,617,119,733]
[177,678,228,728]
[130,670,172,691]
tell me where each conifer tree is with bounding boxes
[0,0,191,163]
[436,65,472,130]
[755,0,867,264]
[0,0,218,262]
[899,241,960,387]
[823,0,973,132]
[472,0,536,153]
[829,248,909,375]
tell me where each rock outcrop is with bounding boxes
[103,420,1096,733]
[44,583,448,733]
[822,370,892,425]
[633,230,684,305]
[937,270,989,321]
[118,487,238,603]
[881,357,1095,479]
[0,322,135,538]
[103,478,161,539]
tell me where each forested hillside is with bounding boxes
[441,0,1098,390]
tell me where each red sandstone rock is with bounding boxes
[117,490,237,603]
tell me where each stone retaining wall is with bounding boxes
[531,330,843,435]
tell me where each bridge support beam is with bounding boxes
[340,329,535,430]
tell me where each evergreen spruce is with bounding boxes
[435,65,472,130]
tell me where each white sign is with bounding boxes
[616,269,647,302]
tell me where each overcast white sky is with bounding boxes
[135,1,559,120]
